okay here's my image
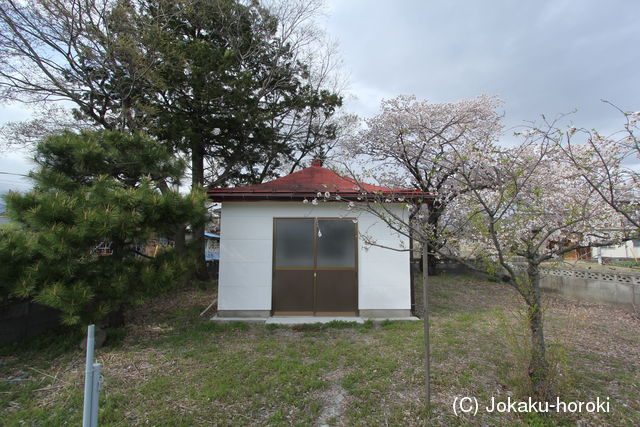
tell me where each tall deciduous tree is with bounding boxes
[0,130,207,326]
[0,0,344,177]
[0,0,344,279]
[348,94,503,274]
[0,0,152,133]
[258,0,349,177]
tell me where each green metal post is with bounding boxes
[82,325,95,427]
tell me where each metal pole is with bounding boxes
[82,325,95,427]
[91,363,102,427]
[422,245,430,407]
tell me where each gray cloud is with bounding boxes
[0,0,638,180]
[325,0,640,138]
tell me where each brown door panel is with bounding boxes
[315,270,357,313]
[272,270,314,313]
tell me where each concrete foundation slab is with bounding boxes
[367,316,421,322]
[216,310,270,318]
[359,309,412,318]
[210,316,267,324]
[211,315,421,325]
[266,316,365,325]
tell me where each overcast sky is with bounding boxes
[1,0,639,194]
[325,0,639,132]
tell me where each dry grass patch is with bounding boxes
[1,275,638,426]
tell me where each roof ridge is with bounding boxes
[207,163,433,202]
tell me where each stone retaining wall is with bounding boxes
[539,267,640,309]
[0,300,61,344]
[438,261,639,309]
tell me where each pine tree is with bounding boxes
[0,130,208,326]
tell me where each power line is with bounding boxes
[0,171,29,177]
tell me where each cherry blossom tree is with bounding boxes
[554,104,640,229]
[341,127,635,403]
[334,96,638,403]
[440,136,636,401]
[346,94,503,274]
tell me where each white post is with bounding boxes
[82,325,95,427]
[91,363,102,427]
[422,245,430,407]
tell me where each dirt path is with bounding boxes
[316,369,348,426]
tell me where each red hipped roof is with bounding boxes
[207,160,432,202]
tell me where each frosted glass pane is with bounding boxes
[275,219,314,268]
[317,220,355,268]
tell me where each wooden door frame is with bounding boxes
[271,217,359,316]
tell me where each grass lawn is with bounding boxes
[1,274,639,426]
[0,220,19,231]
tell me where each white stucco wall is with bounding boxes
[217,202,410,312]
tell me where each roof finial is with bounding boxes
[311,158,323,167]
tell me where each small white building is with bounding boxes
[208,160,431,320]
[591,239,640,260]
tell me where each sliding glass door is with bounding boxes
[272,218,358,316]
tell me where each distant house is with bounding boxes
[585,209,640,261]
[93,238,176,257]
[0,198,8,225]
[560,244,592,261]
[204,232,220,261]
[208,159,431,320]
[560,237,640,262]
[591,239,640,261]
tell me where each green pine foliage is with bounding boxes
[137,0,342,186]
[0,130,208,326]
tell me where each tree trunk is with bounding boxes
[103,306,125,328]
[426,242,438,276]
[173,228,186,254]
[191,141,209,281]
[526,263,551,402]
[156,179,187,255]
[426,208,441,276]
